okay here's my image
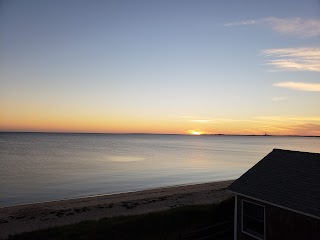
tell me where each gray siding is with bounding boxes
[236,195,320,240]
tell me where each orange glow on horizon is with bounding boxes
[1,109,320,136]
[188,130,205,135]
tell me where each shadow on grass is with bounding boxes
[9,197,234,240]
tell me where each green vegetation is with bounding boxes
[9,197,234,240]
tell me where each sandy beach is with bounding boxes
[0,180,233,239]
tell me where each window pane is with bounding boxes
[244,216,264,236]
[243,201,264,221]
[243,201,265,239]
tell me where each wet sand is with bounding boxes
[0,180,234,239]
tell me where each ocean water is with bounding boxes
[0,133,319,206]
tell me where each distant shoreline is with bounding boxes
[1,131,319,137]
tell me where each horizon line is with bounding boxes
[0,131,319,137]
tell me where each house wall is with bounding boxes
[235,195,320,240]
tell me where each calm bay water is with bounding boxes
[0,133,319,206]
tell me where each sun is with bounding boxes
[188,130,204,135]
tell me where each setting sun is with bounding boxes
[188,130,204,135]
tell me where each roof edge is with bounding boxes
[272,148,320,155]
[228,190,320,220]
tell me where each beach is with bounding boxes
[0,180,233,239]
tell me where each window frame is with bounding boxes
[241,199,266,240]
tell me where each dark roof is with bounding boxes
[228,149,320,218]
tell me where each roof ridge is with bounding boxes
[272,148,320,154]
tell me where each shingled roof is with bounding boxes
[228,149,320,219]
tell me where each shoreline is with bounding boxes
[0,180,234,239]
[1,179,234,209]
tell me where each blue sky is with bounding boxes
[1,0,320,135]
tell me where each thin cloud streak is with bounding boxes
[286,123,320,136]
[186,117,281,124]
[182,116,320,125]
[263,124,320,136]
[254,116,320,122]
[181,116,264,124]
[261,48,320,72]
[273,82,320,91]
[252,116,320,136]
[224,20,257,27]
[182,116,320,136]
[225,17,320,38]
[265,17,320,38]
[272,96,288,102]
[188,119,214,123]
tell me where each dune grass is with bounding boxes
[9,197,234,240]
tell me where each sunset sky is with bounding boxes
[1,0,320,135]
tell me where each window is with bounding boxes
[242,200,265,240]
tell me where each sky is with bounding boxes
[1,0,320,135]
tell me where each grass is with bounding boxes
[9,197,234,240]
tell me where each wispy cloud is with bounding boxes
[224,20,257,27]
[270,123,320,136]
[224,17,320,38]
[261,47,320,72]
[272,96,288,102]
[179,116,215,123]
[188,119,214,123]
[262,123,320,136]
[254,116,320,122]
[181,116,262,124]
[264,17,320,38]
[252,116,320,135]
[180,115,320,135]
[286,123,320,136]
[273,82,320,91]
[187,118,263,124]
[181,115,320,128]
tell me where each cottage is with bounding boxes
[228,149,320,240]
